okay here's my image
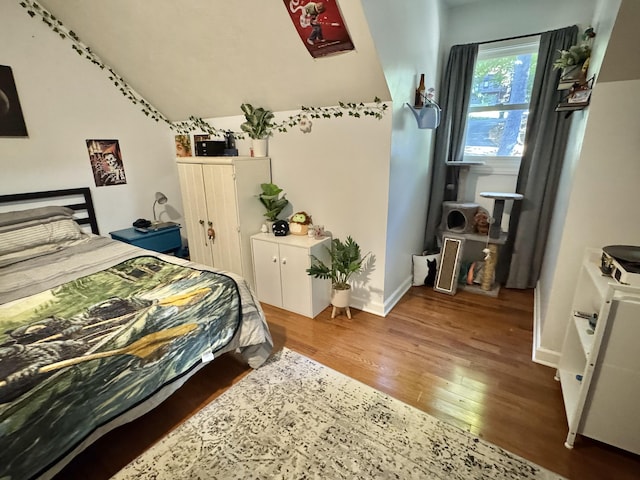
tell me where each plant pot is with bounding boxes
[331,286,351,308]
[265,220,274,234]
[252,138,268,157]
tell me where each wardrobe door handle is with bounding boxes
[199,219,208,246]
[207,222,215,241]
[282,258,287,265]
[272,257,278,263]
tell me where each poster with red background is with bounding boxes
[283,1,354,58]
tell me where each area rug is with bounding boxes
[114,348,564,480]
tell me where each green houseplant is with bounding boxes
[258,183,289,222]
[306,236,370,291]
[240,103,274,140]
[553,43,591,70]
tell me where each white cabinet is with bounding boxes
[251,233,331,318]
[177,157,270,288]
[557,248,640,454]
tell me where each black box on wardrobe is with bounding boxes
[195,140,226,156]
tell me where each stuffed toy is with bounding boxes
[474,209,490,235]
[272,220,289,237]
[289,211,312,236]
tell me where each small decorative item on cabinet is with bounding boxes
[312,224,325,239]
[289,211,312,236]
[223,130,238,156]
[272,220,289,237]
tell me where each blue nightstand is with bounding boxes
[109,224,182,254]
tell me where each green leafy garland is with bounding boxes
[19,0,389,137]
[172,99,388,138]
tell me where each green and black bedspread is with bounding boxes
[0,256,241,480]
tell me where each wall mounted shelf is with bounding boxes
[406,103,441,129]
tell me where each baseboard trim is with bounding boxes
[383,276,412,317]
[532,283,560,368]
[350,293,385,318]
[350,276,411,318]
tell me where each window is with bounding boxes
[463,38,539,170]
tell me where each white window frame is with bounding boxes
[464,37,540,176]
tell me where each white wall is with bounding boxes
[540,79,640,355]
[191,107,393,316]
[537,0,622,363]
[0,1,182,236]
[540,0,639,358]
[444,0,597,48]
[362,0,445,313]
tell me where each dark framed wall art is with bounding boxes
[0,65,28,137]
[86,139,128,187]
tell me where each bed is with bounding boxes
[0,188,273,480]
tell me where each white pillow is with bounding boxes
[0,206,75,227]
[412,253,441,286]
[0,216,84,256]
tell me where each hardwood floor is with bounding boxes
[57,287,640,480]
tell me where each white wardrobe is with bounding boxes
[176,156,271,289]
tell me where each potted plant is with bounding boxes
[258,183,289,229]
[240,103,274,157]
[553,43,592,83]
[306,236,370,316]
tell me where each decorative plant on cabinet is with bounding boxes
[258,183,289,230]
[240,103,274,157]
[306,236,370,319]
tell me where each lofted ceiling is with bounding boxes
[598,0,640,83]
[36,0,391,122]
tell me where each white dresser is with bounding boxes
[176,156,270,288]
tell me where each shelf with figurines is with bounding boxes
[556,75,595,113]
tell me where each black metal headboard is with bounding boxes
[0,187,99,234]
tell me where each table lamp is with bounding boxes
[153,191,168,223]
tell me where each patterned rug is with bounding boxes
[114,348,564,480]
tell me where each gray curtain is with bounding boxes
[423,44,478,252]
[499,26,579,288]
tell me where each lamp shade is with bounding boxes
[153,192,168,222]
[155,192,168,204]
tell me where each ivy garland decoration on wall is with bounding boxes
[172,99,389,138]
[19,0,388,138]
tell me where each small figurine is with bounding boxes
[474,210,490,235]
[272,220,290,237]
